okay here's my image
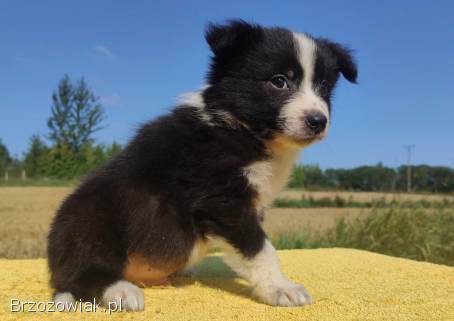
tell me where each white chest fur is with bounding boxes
[243,145,300,209]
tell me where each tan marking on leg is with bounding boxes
[123,253,181,288]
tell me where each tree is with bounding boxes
[396,165,454,193]
[44,143,80,179]
[0,139,12,175]
[47,75,105,152]
[288,165,305,188]
[303,164,325,189]
[23,135,48,178]
[79,141,123,174]
[106,141,122,158]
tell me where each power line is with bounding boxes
[403,145,415,192]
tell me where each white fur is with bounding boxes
[243,145,299,209]
[279,33,330,140]
[295,33,316,90]
[210,237,311,306]
[54,292,77,311]
[102,280,144,311]
[179,90,205,109]
[178,89,241,128]
[179,90,213,125]
[54,292,76,304]
[243,161,272,207]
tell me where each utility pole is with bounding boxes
[403,145,415,192]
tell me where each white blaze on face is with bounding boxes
[279,33,330,141]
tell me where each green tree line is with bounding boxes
[288,163,454,193]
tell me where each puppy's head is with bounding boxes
[203,20,357,147]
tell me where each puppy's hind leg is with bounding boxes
[53,281,145,312]
[52,268,145,312]
[76,268,145,311]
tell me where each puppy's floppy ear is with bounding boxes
[327,41,358,83]
[205,20,263,58]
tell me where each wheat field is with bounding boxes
[0,187,450,259]
[0,187,70,258]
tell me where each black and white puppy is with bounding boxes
[48,20,357,310]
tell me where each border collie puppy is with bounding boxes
[48,20,357,310]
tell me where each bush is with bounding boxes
[272,196,454,209]
[23,135,49,178]
[287,165,305,188]
[273,206,454,266]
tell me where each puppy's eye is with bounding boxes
[270,75,289,89]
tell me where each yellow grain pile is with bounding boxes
[1,248,453,321]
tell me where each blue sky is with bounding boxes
[1,0,453,168]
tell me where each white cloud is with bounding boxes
[100,93,121,107]
[93,45,116,59]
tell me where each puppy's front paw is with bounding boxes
[254,281,312,307]
[102,280,145,311]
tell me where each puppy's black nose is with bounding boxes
[305,112,327,134]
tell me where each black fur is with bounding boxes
[47,20,357,302]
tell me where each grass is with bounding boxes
[263,207,366,236]
[273,206,454,266]
[273,195,454,209]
